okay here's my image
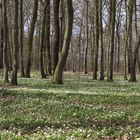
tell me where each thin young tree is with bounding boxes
[20,0,25,77]
[84,0,89,74]
[0,1,3,69]
[93,0,99,80]
[45,0,52,75]
[99,0,104,80]
[127,0,134,74]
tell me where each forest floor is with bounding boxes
[0,73,140,140]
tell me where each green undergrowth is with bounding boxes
[0,74,140,139]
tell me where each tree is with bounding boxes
[20,0,25,77]
[40,1,47,78]
[129,0,140,82]
[11,0,19,85]
[99,0,104,80]
[93,0,99,80]
[25,0,38,78]
[84,0,89,74]
[127,0,134,74]
[124,0,128,80]
[3,0,9,84]
[53,0,60,73]
[45,0,52,75]
[107,0,116,81]
[129,34,140,82]
[0,1,3,69]
[115,0,122,73]
[52,0,73,84]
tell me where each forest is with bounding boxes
[0,0,140,139]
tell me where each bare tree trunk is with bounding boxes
[45,0,52,75]
[127,0,134,74]
[8,22,13,71]
[84,0,88,74]
[124,41,128,80]
[116,1,122,73]
[99,0,104,80]
[20,0,25,77]
[78,28,82,72]
[53,0,60,73]
[11,0,19,85]
[135,0,140,73]
[107,0,116,81]
[3,0,9,84]
[52,0,73,84]
[40,3,47,78]
[25,0,38,78]
[137,56,140,72]
[129,35,140,82]
[0,1,3,69]
[124,0,128,80]
[117,35,120,73]
[0,22,4,69]
[59,0,65,52]
[93,0,99,79]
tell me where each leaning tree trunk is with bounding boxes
[3,0,9,84]
[52,0,73,84]
[25,0,38,78]
[11,0,19,85]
